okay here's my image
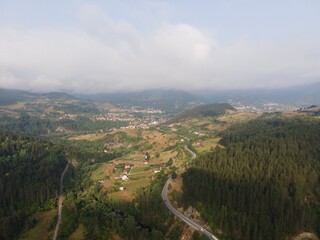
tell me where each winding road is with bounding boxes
[53,164,69,240]
[161,145,219,240]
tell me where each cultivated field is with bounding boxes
[19,210,56,240]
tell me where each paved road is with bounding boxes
[53,164,69,240]
[161,146,219,240]
[184,145,196,159]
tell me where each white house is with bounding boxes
[121,175,129,181]
[124,164,131,169]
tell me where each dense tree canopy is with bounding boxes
[0,132,67,240]
[183,119,320,240]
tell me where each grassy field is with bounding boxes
[193,138,220,152]
[5,102,26,110]
[217,112,261,123]
[91,163,106,181]
[129,171,153,179]
[69,224,85,240]
[0,108,19,117]
[130,167,147,174]
[89,125,222,202]
[69,132,107,141]
[19,210,56,240]
[123,177,150,192]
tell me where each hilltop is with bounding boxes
[168,103,236,123]
[0,88,78,106]
[0,88,38,106]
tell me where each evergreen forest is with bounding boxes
[0,132,67,240]
[182,119,320,239]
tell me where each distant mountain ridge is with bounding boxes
[43,92,78,100]
[74,89,203,112]
[0,88,78,106]
[0,88,37,106]
[194,81,320,106]
[1,81,319,110]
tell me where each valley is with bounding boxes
[2,1,320,239]
[0,89,319,240]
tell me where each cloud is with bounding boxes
[0,4,319,93]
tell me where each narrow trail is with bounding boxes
[162,145,219,240]
[53,164,69,240]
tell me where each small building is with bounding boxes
[124,164,131,169]
[119,186,124,191]
[153,169,161,173]
[55,126,66,132]
[121,175,129,181]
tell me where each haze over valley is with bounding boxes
[0,1,320,240]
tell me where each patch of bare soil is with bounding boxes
[292,232,319,240]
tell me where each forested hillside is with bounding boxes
[169,103,235,123]
[182,119,320,240]
[0,89,37,106]
[0,113,127,136]
[55,167,178,240]
[0,132,67,240]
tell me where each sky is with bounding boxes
[0,0,320,93]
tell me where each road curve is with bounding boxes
[184,145,196,159]
[53,164,69,240]
[161,146,219,240]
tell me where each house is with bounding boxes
[144,161,148,165]
[55,126,66,132]
[196,141,202,146]
[121,175,128,181]
[124,164,131,169]
[119,186,124,191]
[153,169,161,173]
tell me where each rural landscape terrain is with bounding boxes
[0,87,319,240]
[1,1,320,239]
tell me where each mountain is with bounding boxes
[2,81,320,111]
[74,82,320,113]
[194,81,320,106]
[42,92,78,101]
[0,88,79,106]
[0,88,38,106]
[74,89,203,112]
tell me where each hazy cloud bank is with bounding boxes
[0,4,319,93]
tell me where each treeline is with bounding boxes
[0,131,67,240]
[182,119,320,240]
